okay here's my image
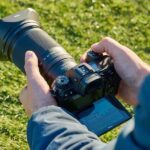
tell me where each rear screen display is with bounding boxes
[78,97,131,136]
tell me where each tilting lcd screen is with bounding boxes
[78,96,132,136]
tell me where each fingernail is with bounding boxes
[25,51,33,59]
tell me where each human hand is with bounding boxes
[81,37,150,106]
[19,51,57,117]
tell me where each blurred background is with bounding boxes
[0,0,149,149]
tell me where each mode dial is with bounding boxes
[55,75,69,89]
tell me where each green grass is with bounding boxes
[0,0,150,149]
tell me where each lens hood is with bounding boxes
[0,8,39,60]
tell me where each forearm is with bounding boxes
[27,106,106,150]
[113,74,150,150]
[134,74,150,148]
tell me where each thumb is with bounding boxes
[24,50,50,91]
[25,51,40,80]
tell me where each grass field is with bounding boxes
[0,0,150,149]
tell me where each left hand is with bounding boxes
[19,51,57,117]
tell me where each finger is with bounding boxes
[80,50,108,63]
[25,51,49,89]
[80,38,115,63]
[91,42,99,51]
[19,86,37,117]
[19,86,32,116]
[80,49,90,63]
[25,51,40,80]
[19,86,28,103]
[25,51,50,101]
[91,37,123,59]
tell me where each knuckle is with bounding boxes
[101,37,112,43]
[26,59,33,67]
[25,60,33,70]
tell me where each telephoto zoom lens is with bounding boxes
[0,8,77,81]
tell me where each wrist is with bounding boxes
[136,64,150,97]
[30,98,57,117]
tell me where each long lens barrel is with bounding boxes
[0,8,76,81]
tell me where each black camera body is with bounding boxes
[52,51,120,112]
[0,9,131,136]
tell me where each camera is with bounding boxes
[51,51,120,112]
[0,8,131,136]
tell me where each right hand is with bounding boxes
[81,37,150,106]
